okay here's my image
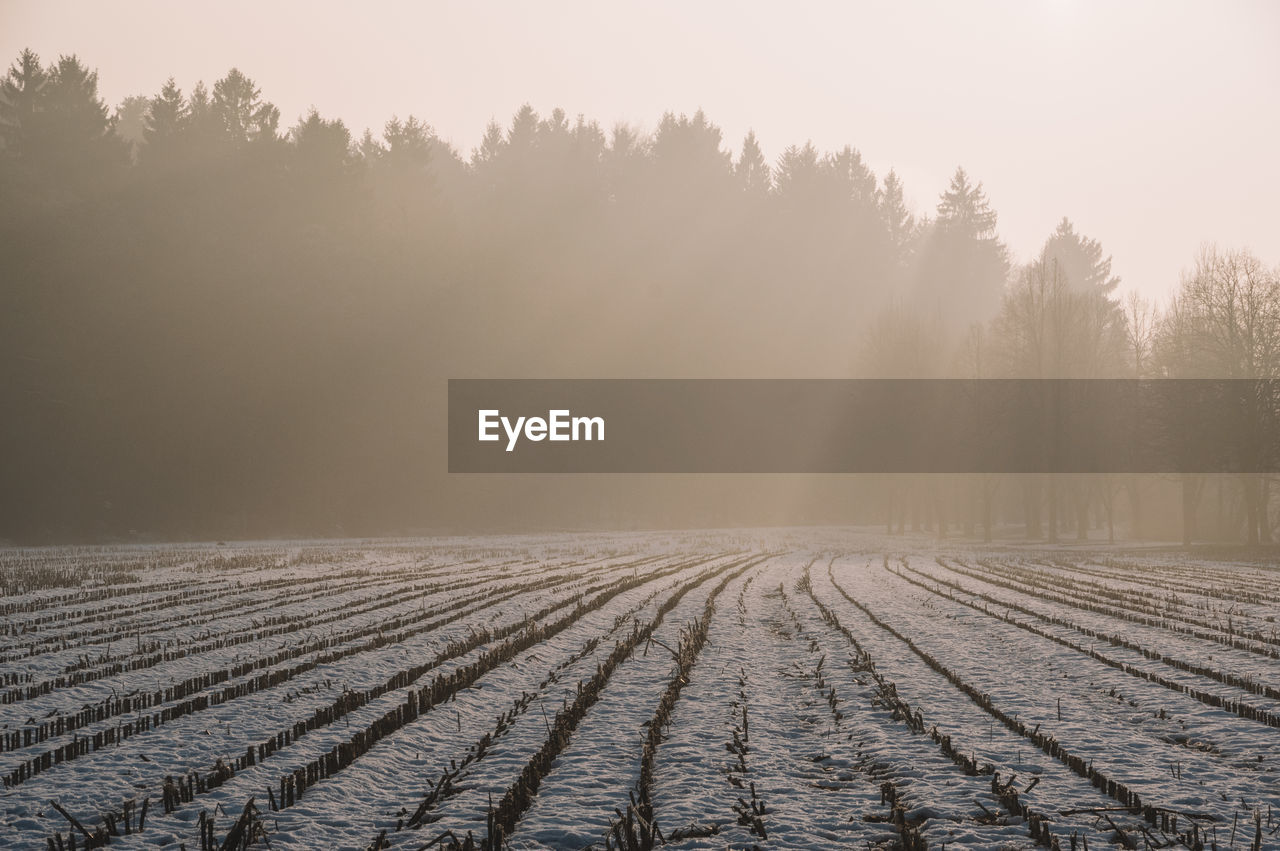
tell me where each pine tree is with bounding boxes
[937,166,998,240]
[913,166,1010,328]
[211,68,277,148]
[772,141,821,207]
[0,48,49,156]
[1041,217,1120,296]
[383,115,435,168]
[188,81,211,121]
[141,77,188,169]
[183,80,219,160]
[507,104,539,153]
[113,94,150,160]
[651,109,731,184]
[471,119,504,169]
[291,108,352,176]
[602,122,645,204]
[879,168,916,259]
[569,114,605,168]
[254,101,280,146]
[539,106,569,138]
[734,130,770,199]
[45,55,111,132]
[826,145,877,209]
[35,55,127,188]
[356,127,383,163]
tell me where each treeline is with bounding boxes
[1,51,1277,544]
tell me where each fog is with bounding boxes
[5,0,1278,302]
[1,2,1278,544]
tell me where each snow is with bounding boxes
[2,531,1278,849]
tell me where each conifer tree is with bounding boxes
[0,48,48,157]
[879,168,916,259]
[735,130,770,199]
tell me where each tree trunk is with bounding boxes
[1127,475,1143,540]
[885,478,894,536]
[963,475,975,538]
[1242,474,1260,546]
[1047,477,1059,544]
[1181,474,1201,547]
[934,478,946,540]
[910,481,920,532]
[1024,476,1042,538]
[1260,478,1272,543]
[1073,478,1089,542]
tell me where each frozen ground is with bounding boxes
[2,530,1278,849]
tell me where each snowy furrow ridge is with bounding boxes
[2,532,1277,850]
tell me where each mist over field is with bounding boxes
[1,2,1278,545]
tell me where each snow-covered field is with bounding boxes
[3,530,1278,850]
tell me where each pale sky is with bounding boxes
[3,0,1277,302]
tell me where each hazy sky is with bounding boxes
[3,0,1277,302]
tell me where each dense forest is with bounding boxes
[2,51,1277,545]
